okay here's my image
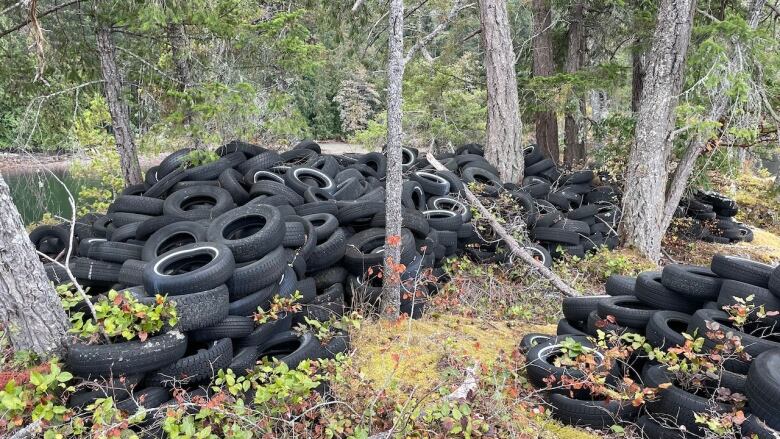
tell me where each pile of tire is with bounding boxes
[521,254,780,437]
[31,140,514,408]
[676,190,753,244]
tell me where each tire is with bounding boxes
[162,185,235,221]
[143,242,236,296]
[73,258,122,284]
[605,275,635,296]
[520,333,551,353]
[660,265,722,301]
[370,209,431,238]
[551,219,591,235]
[531,227,581,245]
[88,241,143,263]
[108,222,140,243]
[321,331,350,360]
[29,225,72,256]
[711,254,774,288]
[207,204,284,263]
[257,331,323,368]
[337,201,384,225]
[303,213,338,243]
[645,311,691,350]
[525,336,609,397]
[226,246,286,299]
[295,201,339,217]
[164,285,229,332]
[305,228,347,273]
[746,349,780,430]
[556,318,588,336]
[116,387,170,414]
[249,180,304,206]
[524,158,555,176]
[183,152,245,181]
[296,277,317,303]
[157,148,194,178]
[190,316,254,343]
[218,168,250,205]
[142,221,207,262]
[635,271,703,314]
[741,414,780,439]
[642,365,733,436]
[717,279,780,322]
[410,171,450,196]
[236,151,283,175]
[284,167,335,196]
[771,268,780,297]
[145,168,187,199]
[562,295,609,323]
[343,228,415,275]
[111,195,164,216]
[216,140,265,157]
[235,313,292,350]
[597,296,658,328]
[229,347,259,376]
[549,392,637,428]
[118,259,145,285]
[585,310,634,336]
[66,330,188,377]
[523,144,544,165]
[634,415,689,439]
[523,244,552,268]
[423,210,462,232]
[228,282,279,316]
[148,338,233,386]
[283,221,306,248]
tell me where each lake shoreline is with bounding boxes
[0,152,165,175]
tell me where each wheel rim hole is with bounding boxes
[181,195,217,211]
[223,215,267,240]
[261,339,302,358]
[157,232,197,256]
[162,254,213,275]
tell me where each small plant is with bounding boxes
[181,149,219,169]
[252,291,302,325]
[721,294,779,332]
[300,312,362,343]
[69,290,178,343]
[0,361,73,432]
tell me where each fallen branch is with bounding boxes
[426,153,581,298]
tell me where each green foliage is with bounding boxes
[252,291,303,325]
[67,289,178,343]
[0,361,73,431]
[182,149,219,168]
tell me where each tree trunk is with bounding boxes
[478,0,524,182]
[96,25,143,187]
[631,46,645,113]
[563,0,586,167]
[620,0,697,261]
[381,0,404,320]
[0,174,69,356]
[167,22,202,149]
[532,0,559,163]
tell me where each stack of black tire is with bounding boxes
[518,144,622,259]
[677,190,753,244]
[32,140,521,412]
[521,254,780,437]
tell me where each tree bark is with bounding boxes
[563,0,586,167]
[0,174,69,356]
[478,0,524,182]
[620,0,697,261]
[631,45,645,113]
[532,0,559,163]
[381,0,404,320]
[96,25,143,187]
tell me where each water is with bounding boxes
[3,167,100,225]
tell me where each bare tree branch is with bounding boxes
[352,0,366,12]
[0,0,82,39]
[403,0,468,64]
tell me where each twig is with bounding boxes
[426,153,581,298]
[352,0,366,12]
[0,0,82,39]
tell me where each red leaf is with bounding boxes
[386,235,401,247]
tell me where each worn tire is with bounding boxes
[143,242,235,296]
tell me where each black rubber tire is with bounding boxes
[66,330,188,377]
[370,209,431,238]
[226,246,286,299]
[524,158,555,176]
[73,258,122,284]
[520,333,551,353]
[143,242,236,296]
[741,414,779,439]
[29,224,72,256]
[294,201,339,217]
[585,310,635,336]
[411,171,450,196]
[689,309,780,374]
[566,204,599,220]
[531,227,581,245]
[634,415,689,439]
[157,148,194,177]
[523,144,544,165]
[249,180,304,206]
[423,209,462,232]
[216,140,265,157]
[236,151,283,175]
[88,241,143,263]
[206,204,284,263]
[228,282,279,317]
[190,316,254,343]
[107,222,140,243]
[111,195,164,216]
[549,392,637,428]
[142,221,207,262]
[551,219,591,235]
[162,185,235,221]
[661,264,723,301]
[605,275,635,296]
[562,295,609,323]
[645,310,691,350]
[556,318,588,336]
[257,331,323,368]
[218,168,250,205]
[337,201,384,225]
[235,313,292,350]
[642,365,733,436]
[525,336,608,397]
[118,259,146,285]
[163,285,229,332]
[305,228,347,273]
[303,213,338,243]
[717,279,780,324]
[145,168,187,199]
[284,167,335,196]
[523,244,552,268]
[771,268,780,298]
[296,277,317,303]
[183,152,245,181]
[343,228,415,275]
[597,296,658,328]
[635,271,703,314]
[148,338,233,386]
[229,346,259,376]
[283,221,306,248]
[116,387,170,415]
[746,349,780,430]
[711,254,774,288]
